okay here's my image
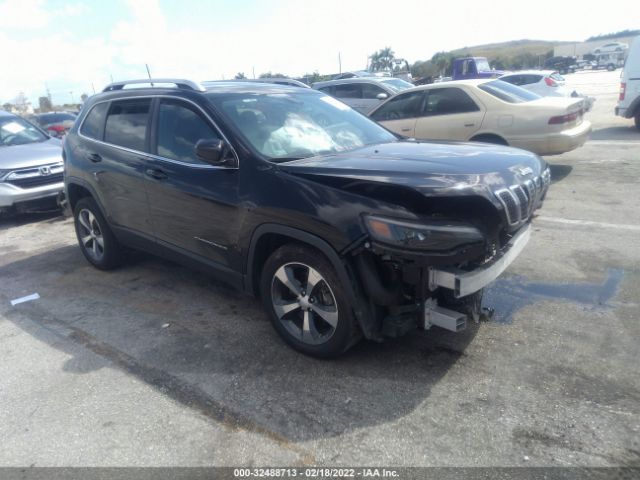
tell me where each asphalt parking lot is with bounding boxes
[1,70,638,467]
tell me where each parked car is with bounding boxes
[64,78,550,357]
[0,111,63,216]
[543,56,577,75]
[312,77,413,114]
[30,111,77,138]
[499,70,594,111]
[593,42,628,54]
[593,52,625,71]
[615,36,640,130]
[369,79,591,156]
[333,70,391,80]
[451,57,505,80]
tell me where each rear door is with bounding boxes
[369,90,427,137]
[78,98,153,236]
[413,87,484,141]
[145,97,239,269]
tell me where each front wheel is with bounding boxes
[635,113,640,131]
[260,244,359,357]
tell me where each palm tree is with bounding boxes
[369,47,395,72]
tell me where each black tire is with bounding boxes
[260,244,359,357]
[635,113,640,131]
[470,134,508,146]
[73,197,122,270]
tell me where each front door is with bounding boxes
[145,97,239,269]
[370,90,427,138]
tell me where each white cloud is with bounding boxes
[1,0,638,105]
[0,0,50,29]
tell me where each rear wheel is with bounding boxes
[634,112,640,131]
[470,134,508,146]
[73,197,122,270]
[260,244,358,357]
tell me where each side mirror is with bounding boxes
[195,139,233,166]
[376,93,388,100]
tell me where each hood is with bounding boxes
[278,141,546,198]
[0,138,62,170]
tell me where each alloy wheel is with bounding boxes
[271,262,339,345]
[77,208,105,261]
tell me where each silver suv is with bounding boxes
[0,111,63,215]
[312,77,413,114]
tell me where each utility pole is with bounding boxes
[91,82,96,94]
[69,91,74,104]
[338,52,342,74]
[252,66,255,79]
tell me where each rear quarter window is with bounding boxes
[80,103,109,140]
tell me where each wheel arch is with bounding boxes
[469,132,509,145]
[245,224,377,339]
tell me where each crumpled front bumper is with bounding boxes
[428,224,531,298]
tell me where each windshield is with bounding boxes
[478,80,541,103]
[475,59,491,71]
[0,116,48,147]
[379,78,414,93]
[206,91,396,161]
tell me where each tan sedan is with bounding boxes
[368,79,591,156]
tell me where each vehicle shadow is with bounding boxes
[548,164,573,184]
[1,244,480,443]
[589,126,639,141]
[0,209,65,232]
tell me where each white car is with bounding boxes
[369,79,591,156]
[499,70,594,111]
[593,42,628,54]
[615,36,640,130]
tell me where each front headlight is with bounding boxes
[364,215,484,251]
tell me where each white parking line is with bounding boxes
[536,216,640,231]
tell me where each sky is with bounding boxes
[0,0,637,105]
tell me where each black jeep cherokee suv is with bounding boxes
[64,78,550,357]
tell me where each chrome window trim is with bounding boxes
[77,94,239,170]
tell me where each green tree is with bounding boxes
[259,72,287,78]
[369,47,395,71]
[235,72,246,79]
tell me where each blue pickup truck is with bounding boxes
[452,57,505,80]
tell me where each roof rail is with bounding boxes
[102,79,206,92]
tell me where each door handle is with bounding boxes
[401,128,412,132]
[464,123,476,127]
[145,168,168,180]
[87,153,102,163]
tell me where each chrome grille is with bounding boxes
[495,170,550,227]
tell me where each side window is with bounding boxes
[423,88,480,116]
[318,86,334,95]
[370,91,425,121]
[522,75,542,85]
[501,75,519,85]
[104,99,151,151]
[333,83,362,99]
[80,102,109,140]
[362,83,387,99]
[156,99,219,164]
